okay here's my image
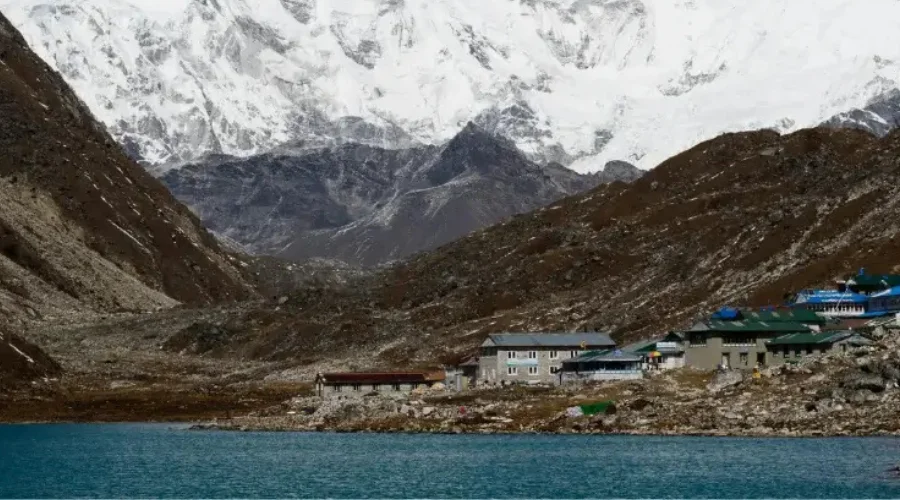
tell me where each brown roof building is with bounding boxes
[315,371,445,397]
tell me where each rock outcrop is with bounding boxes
[0,329,60,390]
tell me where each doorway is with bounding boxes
[757,352,766,366]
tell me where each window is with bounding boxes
[689,333,706,347]
[528,351,537,359]
[507,351,517,359]
[570,350,580,358]
[723,335,755,347]
[783,346,790,358]
[549,351,559,359]
[352,384,361,391]
[794,348,802,358]
[392,384,401,391]
[805,347,813,355]
[528,366,539,375]
[739,352,748,366]
[334,385,342,393]
[507,367,518,376]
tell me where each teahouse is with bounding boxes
[766,331,873,364]
[560,349,644,382]
[315,371,445,397]
[478,332,616,385]
[684,308,815,370]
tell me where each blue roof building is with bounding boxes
[867,286,900,316]
[792,289,869,318]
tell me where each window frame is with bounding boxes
[549,350,559,360]
[527,366,539,376]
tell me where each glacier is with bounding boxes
[3,0,900,172]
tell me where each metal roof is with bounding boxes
[793,290,868,304]
[618,340,656,353]
[742,309,826,323]
[847,274,900,288]
[317,372,445,384]
[687,320,812,333]
[766,331,855,346]
[562,349,644,363]
[871,286,900,298]
[484,332,615,348]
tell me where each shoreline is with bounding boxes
[2,417,898,438]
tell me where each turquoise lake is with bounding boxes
[1,424,900,498]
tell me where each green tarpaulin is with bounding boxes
[579,400,616,416]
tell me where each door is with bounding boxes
[757,352,766,366]
[721,353,730,368]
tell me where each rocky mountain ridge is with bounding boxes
[147,125,900,371]
[0,10,257,329]
[163,123,640,266]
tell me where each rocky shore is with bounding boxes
[198,335,900,437]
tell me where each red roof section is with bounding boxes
[318,371,445,384]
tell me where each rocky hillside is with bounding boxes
[162,124,639,266]
[161,126,900,369]
[0,11,257,326]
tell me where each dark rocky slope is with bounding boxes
[0,329,60,390]
[0,11,257,326]
[163,126,900,369]
[163,124,641,267]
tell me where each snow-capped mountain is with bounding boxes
[822,89,900,138]
[5,0,900,172]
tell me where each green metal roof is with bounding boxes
[688,320,813,333]
[847,274,900,288]
[742,309,826,324]
[563,350,643,363]
[618,340,656,353]
[766,331,852,346]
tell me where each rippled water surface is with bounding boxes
[2,424,900,498]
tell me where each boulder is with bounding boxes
[708,370,745,392]
[841,373,887,393]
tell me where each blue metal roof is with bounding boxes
[794,290,868,304]
[871,286,900,298]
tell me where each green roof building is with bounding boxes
[844,273,900,295]
[684,319,812,370]
[766,331,873,364]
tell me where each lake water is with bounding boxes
[1,424,900,498]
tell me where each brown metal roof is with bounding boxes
[318,371,445,384]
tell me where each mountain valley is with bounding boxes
[6,1,900,433]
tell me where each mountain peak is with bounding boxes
[8,0,900,170]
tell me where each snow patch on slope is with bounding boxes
[3,0,900,171]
